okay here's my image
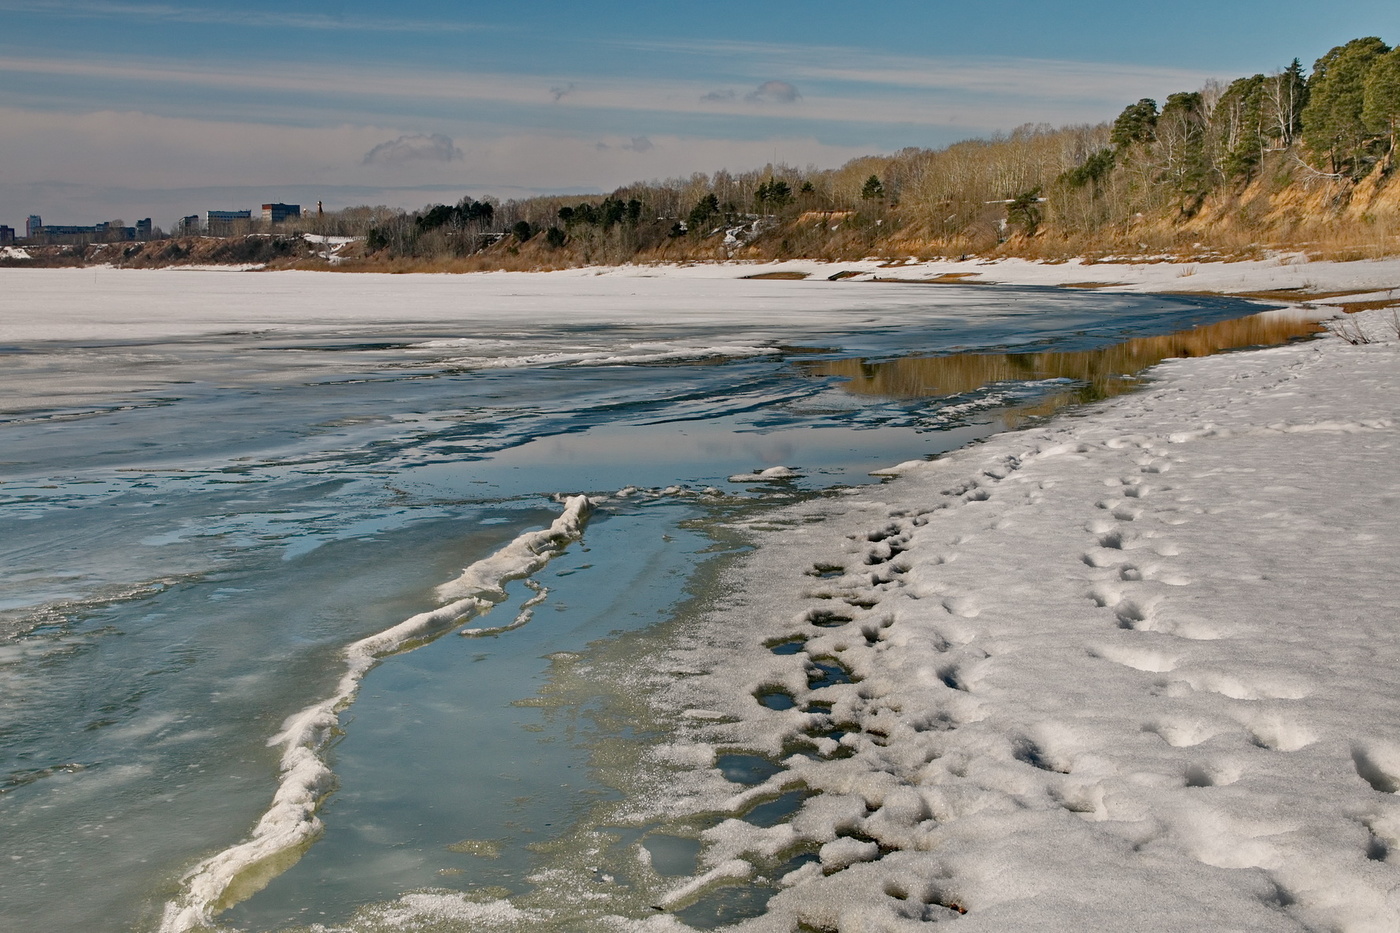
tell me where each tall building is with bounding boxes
[206,209,252,235]
[261,203,300,225]
[136,218,153,240]
[0,226,14,245]
[26,215,41,238]
[176,215,200,235]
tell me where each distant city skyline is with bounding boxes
[2,1,1398,225]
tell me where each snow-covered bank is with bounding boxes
[635,306,1400,931]
[576,252,1400,304]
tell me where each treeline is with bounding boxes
[332,35,1400,267]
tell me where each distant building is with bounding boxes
[26,215,42,238]
[206,209,252,235]
[261,203,300,225]
[30,222,133,243]
[136,218,153,240]
[0,226,13,245]
[176,215,200,236]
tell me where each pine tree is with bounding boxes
[860,175,885,200]
[1157,92,1211,209]
[687,193,719,234]
[1111,99,1158,150]
[1362,47,1400,154]
[1005,187,1042,237]
[1214,75,1269,179]
[1303,37,1390,175]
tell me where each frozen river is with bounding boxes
[0,267,1311,932]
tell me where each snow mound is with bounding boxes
[728,466,799,482]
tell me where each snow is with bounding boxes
[0,246,30,260]
[630,304,1400,931]
[729,466,800,482]
[5,254,1400,346]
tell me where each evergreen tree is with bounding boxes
[859,175,885,200]
[1111,98,1158,149]
[1059,148,1115,190]
[1157,92,1211,207]
[755,180,793,209]
[1362,47,1400,153]
[687,193,719,234]
[1005,187,1042,237]
[1214,75,1269,179]
[1303,37,1390,175]
[599,198,626,229]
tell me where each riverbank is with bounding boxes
[625,303,1400,931]
[4,257,1397,932]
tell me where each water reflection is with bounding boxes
[805,309,1322,426]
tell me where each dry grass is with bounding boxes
[1330,298,1400,313]
[1223,287,1383,301]
[870,272,994,285]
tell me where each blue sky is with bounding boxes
[2,1,1397,228]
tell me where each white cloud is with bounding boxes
[363,134,462,166]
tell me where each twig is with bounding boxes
[1332,315,1372,345]
[1290,154,1345,181]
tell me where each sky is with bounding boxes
[2,1,1397,229]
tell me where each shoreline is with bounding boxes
[617,302,1400,930]
[272,260,1400,932]
[5,258,1396,930]
[4,250,1400,304]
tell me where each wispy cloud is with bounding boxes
[0,0,482,32]
[0,53,1164,131]
[0,105,874,214]
[363,134,462,166]
[745,80,801,104]
[611,37,1218,101]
